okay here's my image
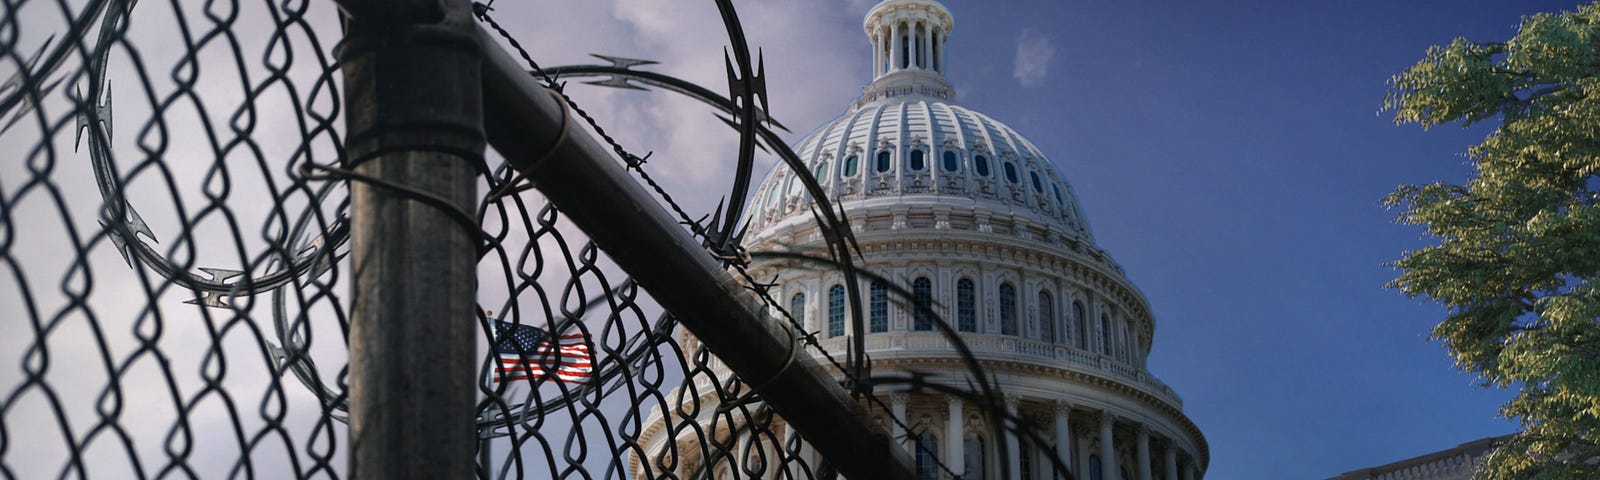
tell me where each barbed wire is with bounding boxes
[0,0,1074,477]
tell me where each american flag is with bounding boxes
[491,319,592,384]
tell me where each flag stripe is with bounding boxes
[489,318,593,385]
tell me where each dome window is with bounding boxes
[909,149,926,171]
[1038,290,1054,343]
[1030,171,1043,193]
[914,432,939,479]
[869,280,888,333]
[912,277,933,331]
[974,154,990,176]
[813,162,828,182]
[956,278,977,332]
[828,285,846,338]
[844,155,859,176]
[962,434,985,479]
[1052,184,1064,205]
[876,151,892,173]
[790,292,806,327]
[1100,313,1112,353]
[1003,162,1019,184]
[942,151,959,172]
[1073,301,1087,350]
[999,282,1017,335]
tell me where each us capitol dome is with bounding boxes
[635,1,1208,478]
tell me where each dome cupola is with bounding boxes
[746,0,1096,251]
[862,0,955,103]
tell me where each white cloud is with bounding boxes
[1013,29,1057,87]
[0,0,877,475]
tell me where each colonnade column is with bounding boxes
[1186,463,1200,480]
[890,22,903,71]
[1164,443,1178,480]
[946,395,965,477]
[1136,425,1151,480]
[891,392,910,453]
[939,30,948,74]
[1098,412,1114,479]
[1006,395,1022,480]
[872,27,882,77]
[915,21,928,69]
[1052,401,1072,476]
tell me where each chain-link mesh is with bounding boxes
[0,0,1068,477]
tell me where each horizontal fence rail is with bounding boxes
[0,0,1070,477]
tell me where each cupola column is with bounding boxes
[890,22,903,71]
[911,21,921,69]
[940,29,948,74]
[872,27,882,76]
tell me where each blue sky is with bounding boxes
[926,1,1578,478]
[483,0,1586,477]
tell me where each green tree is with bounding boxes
[1384,4,1600,479]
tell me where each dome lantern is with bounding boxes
[862,0,955,103]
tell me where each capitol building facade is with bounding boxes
[635,1,1208,478]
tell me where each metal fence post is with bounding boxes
[339,0,484,477]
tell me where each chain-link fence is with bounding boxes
[0,0,1066,478]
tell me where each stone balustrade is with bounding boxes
[816,332,1183,407]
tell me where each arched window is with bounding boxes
[1052,183,1064,205]
[1003,162,1019,184]
[1038,290,1054,343]
[870,280,888,333]
[957,278,977,332]
[765,184,780,208]
[912,277,933,331]
[1089,454,1103,480]
[1100,313,1112,354]
[999,282,1017,335]
[1073,301,1087,350]
[915,432,939,479]
[974,154,990,176]
[942,151,959,172]
[909,149,926,171]
[828,285,846,338]
[844,155,859,176]
[1030,171,1043,193]
[813,162,828,183]
[876,151,893,173]
[964,433,987,479]
[790,292,806,328]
